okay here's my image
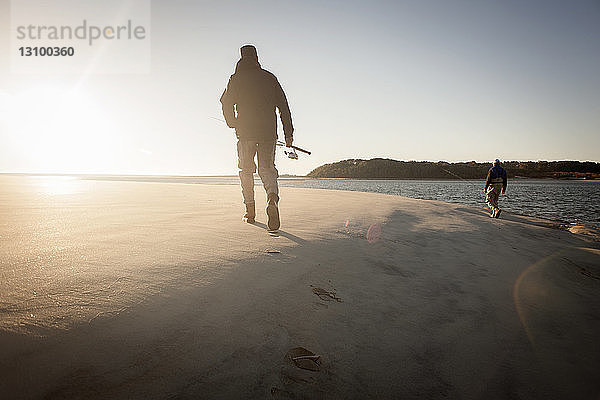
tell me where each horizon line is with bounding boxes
[1,159,599,178]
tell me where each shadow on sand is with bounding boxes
[250,221,307,245]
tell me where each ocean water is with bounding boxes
[47,175,600,229]
[277,178,600,229]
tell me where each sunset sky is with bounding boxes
[0,0,599,176]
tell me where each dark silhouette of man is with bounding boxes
[220,45,293,231]
[484,159,507,218]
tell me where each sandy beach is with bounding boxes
[1,175,599,399]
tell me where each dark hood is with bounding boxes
[235,57,261,74]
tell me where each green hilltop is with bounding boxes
[307,159,600,180]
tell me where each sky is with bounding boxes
[0,0,599,176]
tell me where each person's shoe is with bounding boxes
[490,210,496,218]
[266,193,280,231]
[242,202,255,223]
[495,209,502,219]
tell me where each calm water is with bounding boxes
[76,175,600,229]
[278,178,600,228]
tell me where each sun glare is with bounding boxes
[32,175,83,196]
[4,83,118,173]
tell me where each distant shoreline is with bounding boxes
[308,159,600,180]
[0,173,598,182]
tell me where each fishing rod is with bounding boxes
[439,165,510,202]
[440,167,476,183]
[439,166,488,198]
[276,140,311,154]
[276,140,311,160]
[209,116,226,123]
[209,116,312,160]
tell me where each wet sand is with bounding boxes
[1,175,599,399]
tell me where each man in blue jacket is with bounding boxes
[220,45,294,231]
[484,159,507,218]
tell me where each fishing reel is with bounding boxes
[284,148,299,160]
[276,140,311,160]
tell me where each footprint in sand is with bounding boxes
[286,346,321,371]
[311,287,342,302]
[266,249,281,254]
[270,347,329,398]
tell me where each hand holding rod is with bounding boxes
[276,141,311,155]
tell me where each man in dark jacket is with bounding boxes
[220,45,293,231]
[484,159,507,218]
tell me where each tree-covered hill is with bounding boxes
[307,159,600,179]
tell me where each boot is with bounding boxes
[266,193,280,231]
[242,202,255,223]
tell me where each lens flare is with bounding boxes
[366,223,382,243]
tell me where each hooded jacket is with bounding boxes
[220,57,293,142]
[485,165,507,191]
